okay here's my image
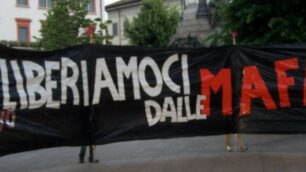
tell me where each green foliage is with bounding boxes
[170,35,202,48]
[40,0,88,50]
[208,0,306,45]
[77,19,113,45]
[41,0,113,50]
[124,0,180,47]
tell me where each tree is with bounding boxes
[208,0,306,45]
[124,0,180,47]
[40,0,113,50]
[40,0,89,50]
[77,19,113,45]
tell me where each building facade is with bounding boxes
[0,0,104,47]
[102,0,120,21]
[106,0,215,46]
[106,0,183,45]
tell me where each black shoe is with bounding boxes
[239,146,248,152]
[89,157,99,163]
[79,157,84,163]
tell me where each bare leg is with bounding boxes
[237,134,243,147]
[225,134,232,151]
[89,145,99,163]
[237,134,248,152]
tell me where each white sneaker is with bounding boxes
[225,146,232,152]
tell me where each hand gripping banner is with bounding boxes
[0,44,306,156]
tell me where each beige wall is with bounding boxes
[108,5,140,45]
[103,0,120,21]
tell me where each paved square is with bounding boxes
[1,134,306,172]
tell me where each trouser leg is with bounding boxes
[79,146,87,162]
[89,145,94,160]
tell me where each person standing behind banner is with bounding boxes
[79,145,99,163]
[225,134,248,152]
[224,31,248,152]
[78,108,98,163]
[224,117,248,152]
[79,26,99,163]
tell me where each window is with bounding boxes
[19,27,28,43]
[39,0,52,9]
[87,0,96,13]
[17,0,28,6]
[16,18,31,47]
[112,23,118,36]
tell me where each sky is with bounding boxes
[105,0,120,6]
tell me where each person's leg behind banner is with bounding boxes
[79,146,87,163]
[225,134,232,151]
[237,134,248,152]
[225,134,248,152]
[89,145,99,163]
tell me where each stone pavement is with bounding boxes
[1,134,306,172]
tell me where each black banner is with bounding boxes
[1,44,306,156]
